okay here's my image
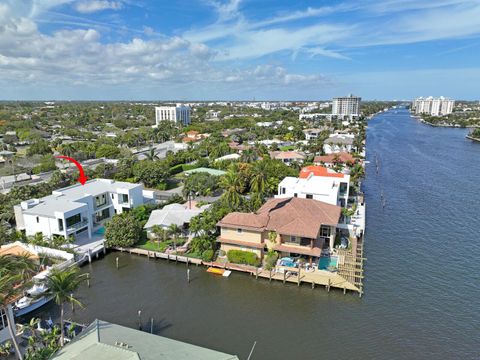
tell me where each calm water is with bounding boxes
[35,109,480,359]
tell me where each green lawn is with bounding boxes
[280,145,295,151]
[136,237,186,253]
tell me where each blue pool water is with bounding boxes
[318,256,338,270]
[94,226,105,236]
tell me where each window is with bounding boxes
[306,194,313,199]
[95,208,110,223]
[66,214,81,228]
[36,216,39,223]
[294,193,298,197]
[237,228,243,234]
[58,219,64,231]
[282,187,286,194]
[120,194,129,204]
[111,194,114,199]
[320,226,331,237]
[0,308,8,331]
[95,193,107,208]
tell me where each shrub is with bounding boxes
[201,249,214,262]
[264,251,278,270]
[227,250,260,267]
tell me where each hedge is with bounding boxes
[170,163,200,175]
[227,250,260,267]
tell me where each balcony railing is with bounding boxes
[66,220,88,233]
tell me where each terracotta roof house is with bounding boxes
[217,197,341,262]
[269,151,306,165]
[314,152,356,167]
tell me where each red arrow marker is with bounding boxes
[56,156,88,185]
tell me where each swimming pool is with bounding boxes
[94,226,106,236]
[318,256,338,270]
[279,257,296,267]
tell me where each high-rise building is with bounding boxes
[155,104,191,126]
[412,96,454,116]
[332,94,361,118]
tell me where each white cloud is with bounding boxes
[75,0,123,14]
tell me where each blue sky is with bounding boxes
[1,0,480,100]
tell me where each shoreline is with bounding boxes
[466,135,480,142]
[411,113,480,129]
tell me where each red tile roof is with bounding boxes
[313,152,355,165]
[298,165,345,179]
[217,197,341,239]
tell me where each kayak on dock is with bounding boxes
[207,267,232,277]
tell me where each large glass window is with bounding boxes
[95,208,110,223]
[120,194,129,204]
[95,193,107,208]
[58,218,64,231]
[66,214,81,228]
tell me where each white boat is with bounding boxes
[14,271,53,317]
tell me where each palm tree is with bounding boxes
[145,146,159,161]
[167,224,182,251]
[219,171,243,208]
[250,162,268,194]
[44,267,86,346]
[0,254,38,360]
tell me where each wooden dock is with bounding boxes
[114,247,364,296]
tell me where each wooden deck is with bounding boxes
[114,245,365,296]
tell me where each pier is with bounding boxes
[114,246,364,296]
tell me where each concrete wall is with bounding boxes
[220,228,263,244]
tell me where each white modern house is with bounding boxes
[276,166,350,208]
[155,104,191,126]
[14,179,154,240]
[332,94,361,119]
[412,96,454,116]
[323,133,355,154]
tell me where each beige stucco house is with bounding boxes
[217,197,341,264]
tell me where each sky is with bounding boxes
[1,0,480,100]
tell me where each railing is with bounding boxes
[66,220,88,232]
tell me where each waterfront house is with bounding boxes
[314,152,356,168]
[217,197,341,263]
[51,319,239,360]
[276,166,350,208]
[323,134,354,154]
[14,179,155,240]
[144,202,210,239]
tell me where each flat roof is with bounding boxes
[21,179,142,217]
[52,320,239,360]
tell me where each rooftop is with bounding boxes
[20,179,142,217]
[299,166,346,179]
[144,203,210,229]
[184,167,226,177]
[218,197,341,239]
[51,320,239,360]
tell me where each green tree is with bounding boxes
[27,139,52,156]
[95,144,121,159]
[219,171,243,208]
[0,254,37,360]
[167,223,182,251]
[104,212,142,248]
[44,267,86,346]
[133,160,170,188]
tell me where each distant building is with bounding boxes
[412,96,455,116]
[332,95,361,118]
[155,104,191,126]
[323,134,355,154]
